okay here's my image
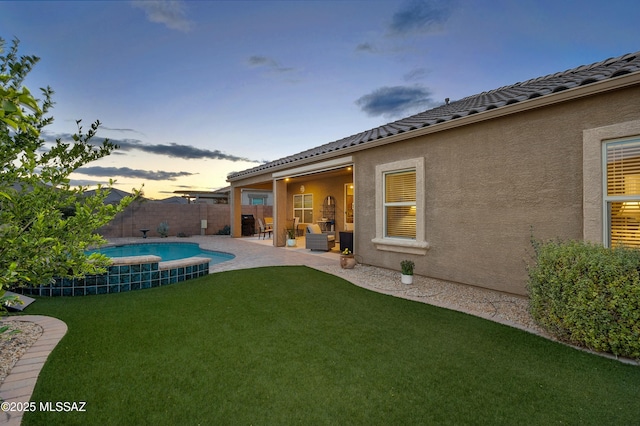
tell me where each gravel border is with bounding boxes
[0,320,43,383]
[315,263,545,334]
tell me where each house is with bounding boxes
[240,188,273,206]
[170,187,273,205]
[171,189,230,204]
[227,51,640,296]
[85,187,142,205]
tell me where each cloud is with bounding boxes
[389,0,453,36]
[403,67,430,82]
[76,166,195,181]
[101,126,146,136]
[355,42,377,53]
[40,132,259,163]
[248,55,277,67]
[113,139,257,162]
[131,0,193,32]
[355,85,438,118]
[247,55,295,73]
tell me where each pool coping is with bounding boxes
[110,255,161,265]
[159,256,213,270]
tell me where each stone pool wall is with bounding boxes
[21,255,211,297]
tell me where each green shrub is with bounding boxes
[216,225,230,235]
[527,239,640,360]
[157,221,169,237]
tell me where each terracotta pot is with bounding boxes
[340,254,356,269]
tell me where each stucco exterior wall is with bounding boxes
[354,87,640,295]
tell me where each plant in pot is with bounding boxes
[285,228,297,247]
[340,248,356,269]
[157,221,169,238]
[400,259,415,284]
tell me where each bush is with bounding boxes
[527,239,640,360]
[157,221,169,237]
[216,225,230,235]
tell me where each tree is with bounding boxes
[0,37,139,307]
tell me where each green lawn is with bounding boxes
[20,266,640,425]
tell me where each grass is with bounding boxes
[19,266,640,425]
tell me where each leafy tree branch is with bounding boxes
[0,37,140,307]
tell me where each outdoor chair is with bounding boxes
[257,218,273,239]
[293,217,301,236]
[305,223,335,251]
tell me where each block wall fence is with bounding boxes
[98,202,272,238]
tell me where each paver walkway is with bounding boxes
[0,316,67,426]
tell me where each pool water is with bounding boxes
[88,242,234,265]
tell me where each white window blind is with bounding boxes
[384,170,416,239]
[605,139,640,248]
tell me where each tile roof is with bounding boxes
[228,51,640,180]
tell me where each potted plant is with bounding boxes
[157,221,169,238]
[401,259,414,284]
[285,228,297,247]
[340,248,356,269]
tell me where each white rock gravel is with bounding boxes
[316,263,544,334]
[0,319,43,383]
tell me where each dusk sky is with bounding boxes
[2,0,639,199]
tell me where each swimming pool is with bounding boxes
[22,242,235,297]
[88,242,235,265]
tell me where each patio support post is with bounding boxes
[274,178,287,247]
[230,185,243,238]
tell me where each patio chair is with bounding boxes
[293,217,301,236]
[305,223,335,251]
[257,218,273,239]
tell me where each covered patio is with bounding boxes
[228,157,355,252]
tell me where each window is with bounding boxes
[583,119,640,245]
[604,137,640,248]
[373,158,429,255]
[384,171,416,239]
[247,192,269,205]
[293,194,313,223]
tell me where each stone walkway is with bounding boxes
[0,316,67,426]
